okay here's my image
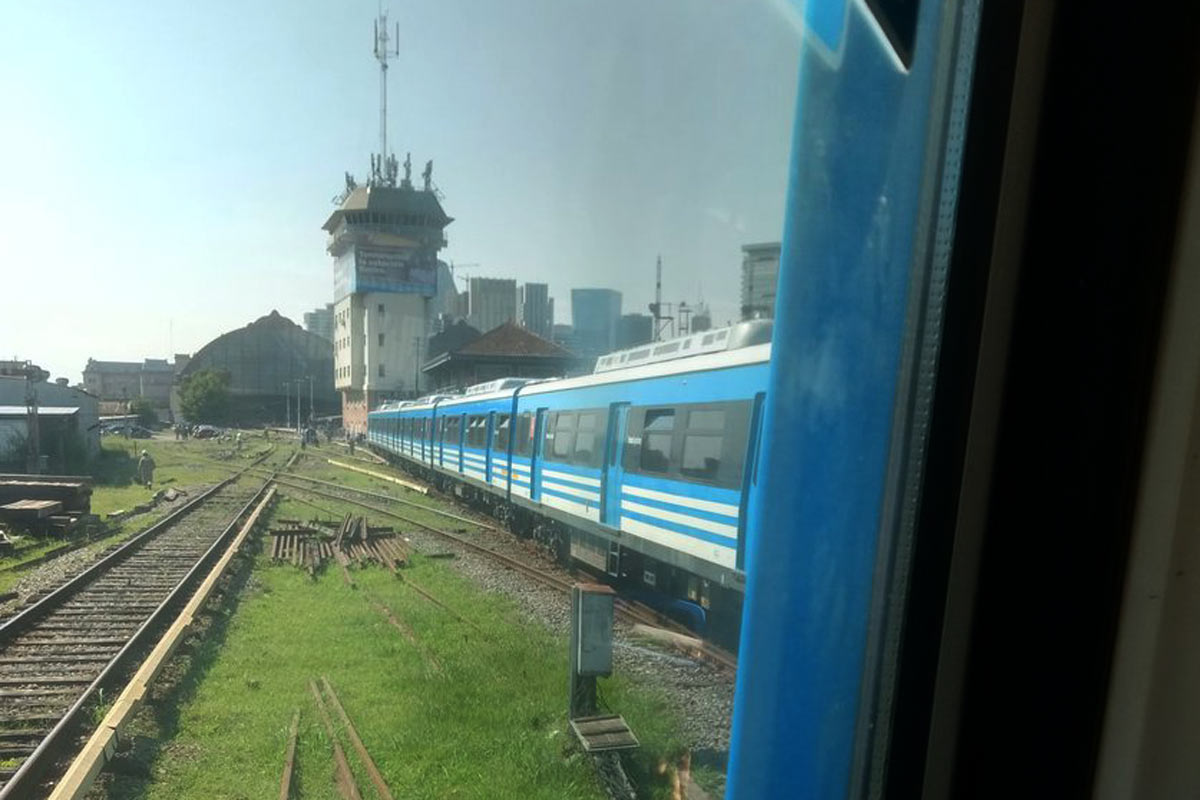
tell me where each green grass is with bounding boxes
[99,491,685,800]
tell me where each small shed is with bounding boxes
[0,406,86,473]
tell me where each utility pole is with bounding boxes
[285,384,291,429]
[649,255,674,342]
[308,376,314,426]
[25,370,40,474]
[413,337,422,396]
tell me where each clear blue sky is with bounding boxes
[0,0,801,382]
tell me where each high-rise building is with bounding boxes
[616,313,653,349]
[571,288,622,359]
[691,303,713,333]
[741,242,782,320]
[466,277,518,334]
[519,282,554,339]
[303,303,335,343]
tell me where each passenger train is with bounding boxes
[367,320,772,646]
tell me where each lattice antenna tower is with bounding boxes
[374,4,400,169]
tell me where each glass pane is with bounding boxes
[681,434,722,480]
[641,433,672,472]
[689,409,726,431]
[645,409,675,432]
[574,432,596,465]
[553,430,574,458]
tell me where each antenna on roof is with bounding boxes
[373,3,400,185]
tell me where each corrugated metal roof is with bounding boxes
[0,406,80,417]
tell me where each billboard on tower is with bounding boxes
[334,245,438,301]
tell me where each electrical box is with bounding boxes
[574,584,614,677]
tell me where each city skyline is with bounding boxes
[1,1,801,381]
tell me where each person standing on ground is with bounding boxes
[137,449,156,488]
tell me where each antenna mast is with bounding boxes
[373,4,399,172]
[650,254,673,341]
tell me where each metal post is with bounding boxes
[308,376,314,425]
[413,337,421,396]
[569,584,614,720]
[285,385,291,429]
[296,380,301,436]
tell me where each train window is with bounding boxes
[446,416,461,444]
[514,412,534,456]
[550,412,576,459]
[641,409,675,473]
[681,434,722,481]
[572,412,604,467]
[494,414,511,451]
[466,415,487,447]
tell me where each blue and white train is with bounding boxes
[367,320,771,646]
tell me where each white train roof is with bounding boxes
[593,319,772,374]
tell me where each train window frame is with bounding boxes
[571,410,606,468]
[549,411,577,459]
[623,401,752,489]
[466,415,487,448]
[626,407,675,474]
[494,413,511,451]
[514,411,534,456]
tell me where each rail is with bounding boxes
[0,452,278,798]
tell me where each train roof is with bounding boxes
[593,319,772,374]
[369,337,771,416]
[522,341,770,397]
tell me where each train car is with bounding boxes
[726,0,1200,797]
[367,321,771,646]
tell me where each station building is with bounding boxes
[175,311,337,425]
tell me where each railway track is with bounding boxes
[0,472,273,798]
[263,468,740,672]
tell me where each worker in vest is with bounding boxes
[137,449,156,488]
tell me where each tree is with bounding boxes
[129,397,159,429]
[178,369,231,424]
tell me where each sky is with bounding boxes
[0,0,801,382]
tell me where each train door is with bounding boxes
[530,408,548,501]
[736,392,767,572]
[600,402,630,528]
[485,411,495,484]
[457,413,466,473]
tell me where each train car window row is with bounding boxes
[623,401,750,489]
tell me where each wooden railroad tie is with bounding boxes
[269,515,408,577]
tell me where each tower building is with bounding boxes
[324,6,454,434]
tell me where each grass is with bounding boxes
[98,482,687,799]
